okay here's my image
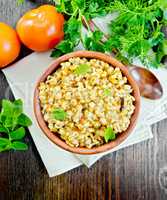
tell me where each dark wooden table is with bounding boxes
[0,1,167,199]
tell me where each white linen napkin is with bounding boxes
[2,51,167,177]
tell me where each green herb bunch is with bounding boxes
[0,99,32,152]
[51,0,167,68]
[51,0,113,57]
[107,0,167,67]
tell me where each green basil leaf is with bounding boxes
[52,108,67,121]
[11,141,28,151]
[10,127,25,140]
[17,113,32,127]
[74,64,91,75]
[104,127,116,143]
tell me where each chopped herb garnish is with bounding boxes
[17,0,25,5]
[74,64,91,75]
[104,88,111,96]
[0,99,32,152]
[104,127,116,143]
[52,108,67,121]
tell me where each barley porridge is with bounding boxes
[38,57,135,148]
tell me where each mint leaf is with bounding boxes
[1,100,13,116]
[104,127,116,143]
[12,99,23,130]
[0,100,15,129]
[0,124,8,133]
[17,113,32,127]
[52,108,67,121]
[104,89,111,96]
[0,138,10,148]
[13,99,23,117]
[17,0,25,5]
[0,113,5,124]
[10,127,25,140]
[11,141,28,151]
[0,99,31,153]
[4,116,13,128]
[74,64,91,75]
[0,146,5,152]
[159,0,167,9]
[1,99,25,130]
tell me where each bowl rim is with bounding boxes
[34,50,140,155]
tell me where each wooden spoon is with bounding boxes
[129,66,163,100]
[83,18,163,100]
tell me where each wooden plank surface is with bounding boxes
[0,0,167,199]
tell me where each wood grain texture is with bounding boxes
[0,1,167,199]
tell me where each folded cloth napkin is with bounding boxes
[2,51,167,177]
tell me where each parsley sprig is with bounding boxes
[50,0,112,57]
[51,0,167,68]
[107,0,167,68]
[0,99,32,152]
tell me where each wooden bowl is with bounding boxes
[34,51,140,154]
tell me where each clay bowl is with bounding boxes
[34,51,140,155]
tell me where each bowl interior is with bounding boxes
[34,51,140,155]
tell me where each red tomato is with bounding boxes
[16,5,64,52]
[0,22,21,68]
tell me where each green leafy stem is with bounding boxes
[51,0,167,68]
[0,99,32,152]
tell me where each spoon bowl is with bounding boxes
[129,66,163,100]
